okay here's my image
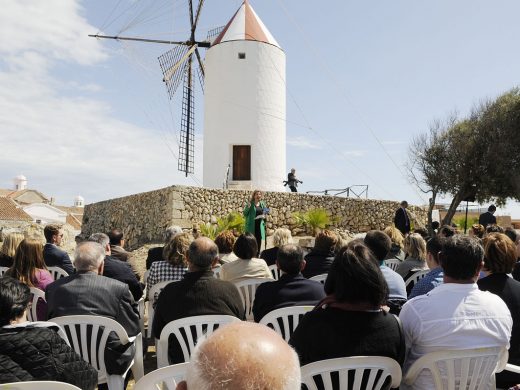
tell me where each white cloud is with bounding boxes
[287,136,322,149]
[0,0,200,205]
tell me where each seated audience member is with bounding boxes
[261,228,292,266]
[400,235,512,389]
[88,233,143,302]
[6,238,53,320]
[396,233,429,279]
[43,224,74,274]
[146,225,182,269]
[364,231,407,313]
[506,228,520,281]
[487,224,505,234]
[438,224,456,238]
[0,232,24,267]
[470,223,485,239]
[253,244,325,322]
[153,237,244,364]
[383,225,405,261]
[431,221,440,235]
[46,241,140,378]
[0,277,98,388]
[146,233,190,299]
[478,233,520,388]
[408,236,445,299]
[413,227,429,240]
[289,240,405,367]
[107,228,130,261]
[214,230,238,264]
[177,322,301,390]
[220,233,272,283]
[301,230,338,279]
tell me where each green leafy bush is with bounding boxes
[452,215,479,230]
[293,208,332,236]
[199,212,245,240]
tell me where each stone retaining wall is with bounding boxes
[82,185,427,250]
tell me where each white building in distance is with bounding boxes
[203,0,286,191]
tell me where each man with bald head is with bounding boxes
[177,321,301,390]
[153,237,245,364]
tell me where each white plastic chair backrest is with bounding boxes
[28,287,46,322]
[234,278,268,321]
[213,266,222,279]
[143,270,149,285]
[404,270,430,288]
[156,315,241,368]
[47,266,69,281]
[137,296,145,336]
[268,264,282,280]
[309,273,327,284]
[134,363,190,390]
[0,266,9,277]
[259,305,313,341]
[0,381,81,389]
[403,347,507,390]
[301,356,402,390]
[384,259,401,271]
[147,280,176,338]
[51,315,131,384]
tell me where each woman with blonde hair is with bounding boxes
[147,232,191,292]
[478,233,520,388]
[261,228,292,266]
[5,238,53,320]
[243,189,268,255]
[0,232,24,267]
[395,233,428,279]
[383,226,405,261]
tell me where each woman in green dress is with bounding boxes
[243,189,267,255]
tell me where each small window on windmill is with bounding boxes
[233,145,251,180]
[238,52,246,59]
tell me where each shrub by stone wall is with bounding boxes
[82,185,427,251]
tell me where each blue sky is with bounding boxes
[1,0,520,217]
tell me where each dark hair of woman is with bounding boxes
[6,238,46,287]
[233,232,258,260]
[324,240,388,307]
[0,276,31,326]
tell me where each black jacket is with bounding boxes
[302,249,335,279]
[394,207,410,235]
[0,324,97,389]
[478,211,497,227]
[253,273,325,322]
[103,255,143,301]
[43,243,74,274]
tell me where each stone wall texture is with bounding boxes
[82,185,427,250]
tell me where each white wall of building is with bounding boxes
[203,40,286,191]
[23,203,67,224]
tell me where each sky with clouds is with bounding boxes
[1,0,520,217]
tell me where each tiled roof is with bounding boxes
[0,197,32,221]
[66,213,82,230]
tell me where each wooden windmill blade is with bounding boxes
[178,59,195,175]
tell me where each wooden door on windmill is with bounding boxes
[233,145,251,180]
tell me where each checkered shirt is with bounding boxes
[146,261,187,291]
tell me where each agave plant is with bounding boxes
[199,212,246,240]
[292,208,332,236]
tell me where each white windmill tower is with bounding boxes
[203,0,286,191]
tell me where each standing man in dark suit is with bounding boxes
[88,233,144,302]
[43,224,74,274]
[394,200,411,235]
[46,241,140,378]
[253,244,325,322]
[479,205,497,228]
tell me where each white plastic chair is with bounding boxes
[134,362,190,390]
[47,266,69,280]
[404,269,430,289]
[0,266,9,277]
[309,273,327,284]
[234,278,268,321]
[213,266,222,279]
[28,287,46,322]
[403,347,508,389]
[147,280,176,338]
[156,314,241,368]
[385,259,401,271]
[259,305,313,341]
[0,381,81,389]
[268,264,282,280]
[52,315,144,390]
[137,296,145,336]
[301,356,402,390]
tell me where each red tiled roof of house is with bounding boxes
[0,197,32,221]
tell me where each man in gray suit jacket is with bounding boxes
[46,241,140,377]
